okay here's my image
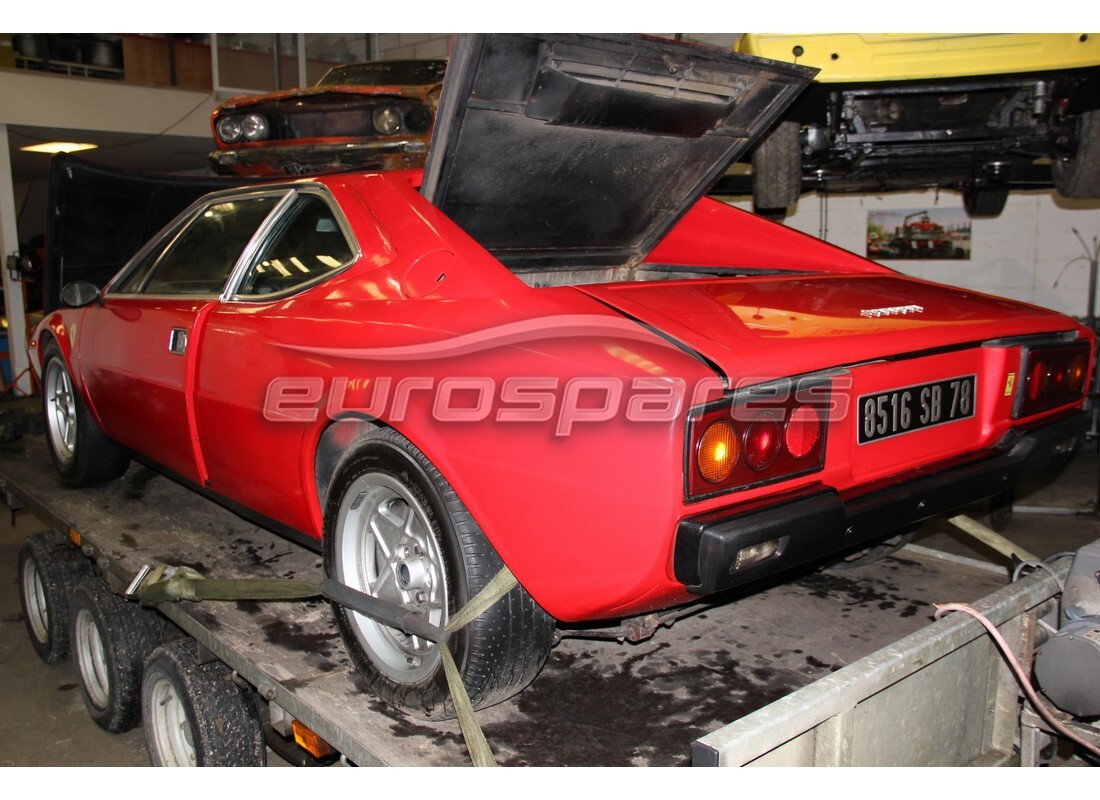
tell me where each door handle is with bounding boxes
[168,327,188,355]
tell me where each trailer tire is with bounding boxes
[18,530,92,663]
[142,639,266,767]
[324,427,555,719]
[42,340,130,487]
[71,579,162,733]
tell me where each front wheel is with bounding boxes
[323,428,555,719]
[41,341,130,487]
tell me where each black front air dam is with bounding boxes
[674,411,1087,594]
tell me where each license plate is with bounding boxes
[858,375,977,444]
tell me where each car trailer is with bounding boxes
[6,432,1098,767]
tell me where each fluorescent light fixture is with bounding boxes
[20,141,99,155]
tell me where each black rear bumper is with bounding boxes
[673,411,1087,594]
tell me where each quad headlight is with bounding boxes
[215,113,270,143]
[372,106,401,135]
[215,115,243,143]
[240,113,269,141]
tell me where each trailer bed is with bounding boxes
[2,434,1012,766]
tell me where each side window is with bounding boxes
[235,194,355,298]
[139,196,281,295]
[113,237,169,294]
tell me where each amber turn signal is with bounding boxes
[697,420,739,483]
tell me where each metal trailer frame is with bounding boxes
[3,450,482,766]
[8,430,1091,767]
[692,558,1075,766]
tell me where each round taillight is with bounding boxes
[744,413,782,471]
[784,405,822,459]
[1067,354,1088,393]
[1027,359,1049,401]
[215,115,242,143]
[697,420,739,484]
[373,106,401,135]
[241,113,269,142]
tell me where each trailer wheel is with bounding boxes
[142,639,265,767]
[1053,109,1100,199]
[42,340,130,487]
[71,579,162,733]
[324,427,555,719]
[17,530,92,663]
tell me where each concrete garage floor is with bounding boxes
[1,397,1098,767]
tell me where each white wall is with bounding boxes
[725,190,1100,321]
[374,34,453,61]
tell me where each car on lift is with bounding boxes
[34,34,1094,720]
[740,33,1100,217]
[209,58,446,177]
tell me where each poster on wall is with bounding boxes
[866,208,971,261]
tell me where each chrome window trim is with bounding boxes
[224,184,362,304]
[105,185,299,298]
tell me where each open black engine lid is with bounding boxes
[421,33,815,270]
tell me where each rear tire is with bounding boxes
[751,120,802,217]
[71,579,163,733]
[324,428,555,719]
[41,340,130,487]
[18,530,92,663]
[142,639,266,767]
[1053,109,1100,199]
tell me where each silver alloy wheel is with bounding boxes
[147,675,197,766]
[44,358,77,466]
[334,471,449,684]
[74,608,110,709]
[20,558,49,645]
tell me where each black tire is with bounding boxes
[323,427,555,719]
[141,639,266,767]
[41,339,130,487]
[828,529,918,570]
[17,530,93,663]
[963,184,1008,218]
[70,579,163,733]
[1053,109,1100,199]
[751,120,802,217]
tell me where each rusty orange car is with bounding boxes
[209,59,446,177]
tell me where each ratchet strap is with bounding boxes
[134,565,322,603]
[133,561,520,767]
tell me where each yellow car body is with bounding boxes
[737,33,1100,217]
[737,33,1099,82]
